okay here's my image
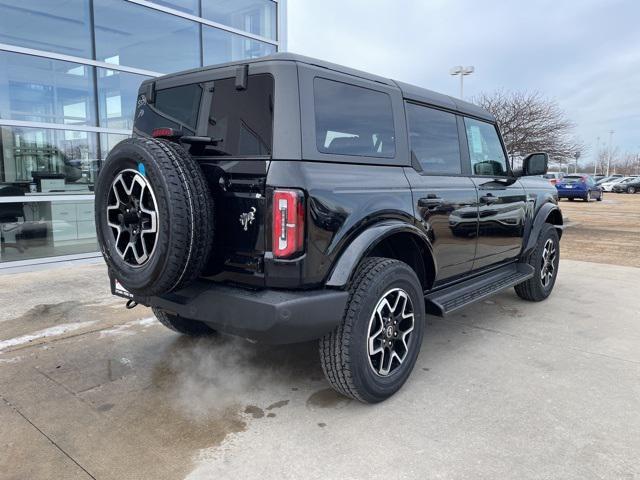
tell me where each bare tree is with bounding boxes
[474,90,584,167]
[584,150,640,176]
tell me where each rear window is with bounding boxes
[562,176,583,184]
[313,78,395,158]
[206,74,274,156]
[154,83,203,130]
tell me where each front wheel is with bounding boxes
[319,257,425,403]
[515,224,560,302]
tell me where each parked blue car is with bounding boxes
[555,174,603,202]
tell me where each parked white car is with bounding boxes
[600,176,635,192]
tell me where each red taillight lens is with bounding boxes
[581,177,586,183]
[272,189,305,259]
[152,128,178,138]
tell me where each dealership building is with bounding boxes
[0,0,285,268]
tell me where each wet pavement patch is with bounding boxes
[265,400,289,410]
[306,389,351,409]
[244,405,265,419]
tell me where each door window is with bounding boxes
[464,117,509,176]
[406,103,461,174]
[313,78,395,158]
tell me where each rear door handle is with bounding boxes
[418,196,444,208]
[480,194,499,204]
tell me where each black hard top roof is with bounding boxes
[158,52,495,122]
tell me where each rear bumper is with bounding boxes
[557,189,587,198]
[128,280,349,344]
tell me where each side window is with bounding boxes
[406,102,461,174]
[464,117,509,176]
[314,78,395,158]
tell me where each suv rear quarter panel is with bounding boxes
[265,160,414,287]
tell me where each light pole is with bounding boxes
[574,151,580,173]
[607,130,614,176]
[450,66,474,99]
[594,136,600,175]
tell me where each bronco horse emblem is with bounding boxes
[239,207,257,231]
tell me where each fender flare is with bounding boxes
[325,221,436,288]
[523,202,564,256]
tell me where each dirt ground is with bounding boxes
[558,193,640,268]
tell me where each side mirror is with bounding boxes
[521,152,549,176]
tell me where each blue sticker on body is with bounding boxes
[138,163,146,176]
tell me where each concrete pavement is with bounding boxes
[0,260,639,479]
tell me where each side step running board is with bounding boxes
[425,263,534,316]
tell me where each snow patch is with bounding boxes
[0,356,23,364]
[0,321,97,351]
[99,317,157,337]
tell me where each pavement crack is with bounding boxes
[33,367,95,408]
[0,393,97,480]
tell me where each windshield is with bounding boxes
[604,177,625,184]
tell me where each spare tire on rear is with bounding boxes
[95,137,214,296]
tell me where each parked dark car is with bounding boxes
[555,174,603,201]
[612,177,640,194]
[95,53,563,402]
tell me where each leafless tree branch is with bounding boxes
[474,90,584,167]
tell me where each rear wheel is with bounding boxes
[597,191,603,201]
[629,186,637,194]
[584,191,591,202]
[319,257,425,403]
[568,197,575,201]
[153,307,217,336]
[515,224,560,302]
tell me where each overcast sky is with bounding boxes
[288,0,640,162]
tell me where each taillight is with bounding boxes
[272,189,305,259]
[580,177,586,183]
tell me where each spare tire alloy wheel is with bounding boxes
[95,137,214,297]
[107,169,158,266]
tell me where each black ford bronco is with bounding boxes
[95,53,563,403]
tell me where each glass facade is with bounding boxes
[0,0,282,266]
[0,52,96,126]
[202,0,277,40]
